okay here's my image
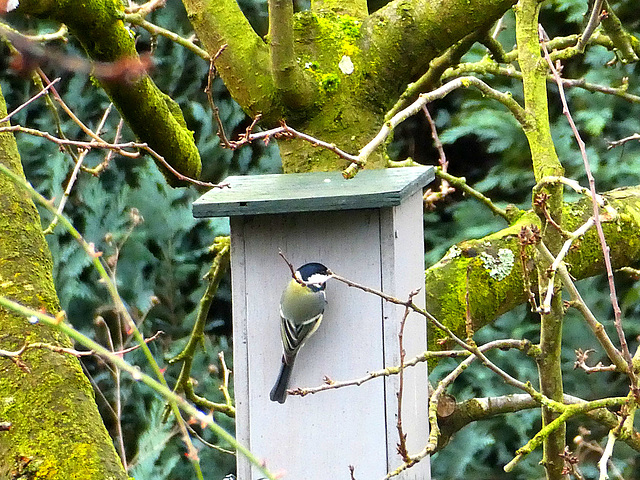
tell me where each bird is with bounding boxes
[270,262,333,404]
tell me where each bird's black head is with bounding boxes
[296,262,332,290]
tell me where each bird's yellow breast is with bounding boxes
[280,279,326,325]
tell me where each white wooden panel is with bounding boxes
[380,192,430,479]
[233,209,389,480]
[229,217,252,480]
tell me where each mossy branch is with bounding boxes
[269,0,316,109]
[600,0,639,64]
[15,0,202,186]
[427,186,640,352]
[515,1,566,476]
[168,237,235,418]
[359,0,518,112]
[182,0,279,121]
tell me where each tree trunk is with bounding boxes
[0,84,128,480]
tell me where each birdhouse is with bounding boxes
[193,166,434,480]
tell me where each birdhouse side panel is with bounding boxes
[380,192,431,479]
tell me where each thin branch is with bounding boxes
[539,218,595,314]
[205,45,232,149]
[599,430,618,480]
[385,31,480,120]
[83,117,125,176]
[576,0,604,52]
[536,242,628,373]
[167,237,234,418]
[541,31,635,388]
[328,272,557,405]
[445,60,640,104]
[0,21,68,44]
[125,0,166,16]
[125,14,210,60]
[435,169,513,221]
[295,340,531,397]
[0,296,276,480]
[0,78,60,124]
[421,106,455,209]
[574,348,617,373]
[229,121,359,163]
[396,291,420,462]
[504,396,629,472]
[344,76,528,178]
[0,124,228,189]
[608,133,640,149]
[43,104,114,235]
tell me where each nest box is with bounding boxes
[193,166,434,480]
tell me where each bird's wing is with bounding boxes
[281,313,323,361]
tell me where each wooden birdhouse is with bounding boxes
[193,166,434,479]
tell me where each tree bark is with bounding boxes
[426,186,640,350]
[15,0,202,185]
[0,84,128,480]
[183,0,518,172]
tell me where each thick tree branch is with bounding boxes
[14,0,202,185]
[0,83,129,479]
[311,0,368,17]
[438,393,640,453]
[182,0,278,121]
[427,187,640,353]
[516,2,566,476]
[269,0,316,108]
[359,0,518,111]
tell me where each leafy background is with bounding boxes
[2,0,640,478]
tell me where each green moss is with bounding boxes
[336,14,362,44]
[320,73,340,92]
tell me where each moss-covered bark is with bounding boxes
[0,85,128,480]
[427,186,640,350]
[16,0,201,185]
[184,0,518,173]
[515,1,566,474]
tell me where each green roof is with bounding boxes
[193,167,434,217]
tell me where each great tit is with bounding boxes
[270,262,333,403]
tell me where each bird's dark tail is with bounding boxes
[270,357,294,403]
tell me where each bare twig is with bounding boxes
[574,348,617,373]
[294,340,530,397]
[278,249,297,278]
[598,430,617,480]
[536,242,628,373]
[344,76,528,178]
[84,117,125,176]
[125,0,166,16]
[396,290,420,462]
[0,78,60,124]
[0,124,228,189]
[0,331,164,363]
[124,11,210,60]
[328,272,554,401]
[540,29,635,388]
[205,44,233,148]
[608,133,640,149]
[421,106,455,208]
[43,104,114,234]
[576,0,604,51]
[539,218,595,314]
